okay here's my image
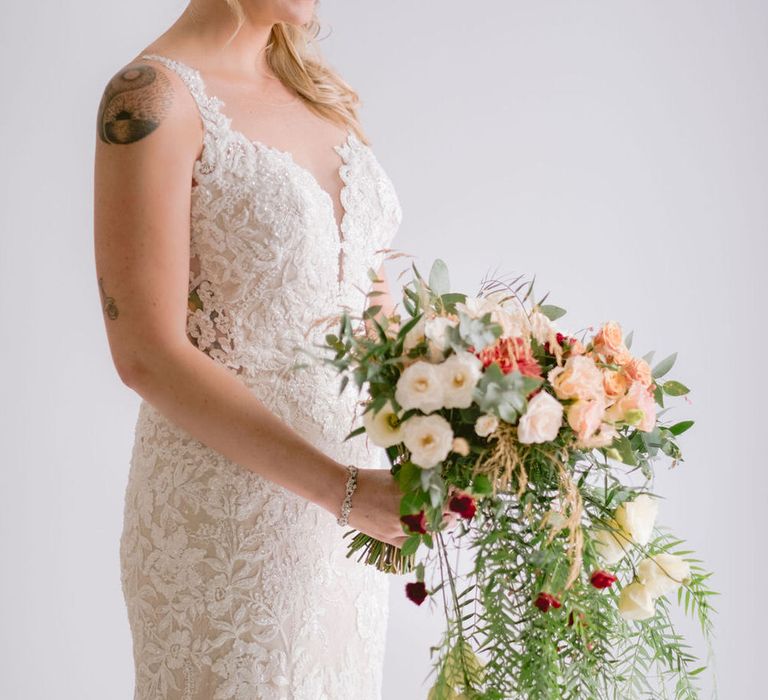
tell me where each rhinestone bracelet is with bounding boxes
[336,464,359,527]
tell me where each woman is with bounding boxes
[94,1,410,697]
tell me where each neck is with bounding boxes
[158,1,287,80]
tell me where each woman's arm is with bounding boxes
[94,59,406,547]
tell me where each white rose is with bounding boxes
[403,414,454,469]
[456,294,530,338]
[424,316,457,351]
[637,553,691,597]
[618,581,657,621]
[614,494,658,546]
[592,520,630,565]
[439,351,483,409]
[395,361,445,413]
[455,296,498,319]
[517,391,563,444]
[362,399,403,448]
[475,413,499,437]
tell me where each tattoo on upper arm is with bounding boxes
[99,277,119,320]
[97,63,173,145]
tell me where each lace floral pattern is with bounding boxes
[119,53,403,699]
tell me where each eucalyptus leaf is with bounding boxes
[539,304,567,321]
[652,352,678,379]
[614,435,638,465]
[428,258,451,296]
[663,380,690,396]
[669,420,694,436]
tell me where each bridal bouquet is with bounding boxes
[319,259,716,699]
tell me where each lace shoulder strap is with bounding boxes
[139,53,226,137]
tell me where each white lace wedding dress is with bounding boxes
[119,53,403,700]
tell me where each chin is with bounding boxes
[272,0,317,26]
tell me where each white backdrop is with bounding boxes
[1,1,765,697]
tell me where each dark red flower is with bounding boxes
[534,592,561,613]
[590,570,618,589]
[545,332,580,354]
[448,491,476,520]
[400,511,428,534]
[405,581,428,605]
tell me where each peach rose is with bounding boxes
[625,357,653,387]
[602,368,629,401]
[612,346,633,366]
[594,321,623,354]
[569,338,587,355]
[594,321,631,365]
[605,381,657,432]
[567,400,605,442]
[548,355,605,402]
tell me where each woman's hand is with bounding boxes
[346,468,408,548]
[340,468,463,548]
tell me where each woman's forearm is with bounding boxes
[118,339,349,517]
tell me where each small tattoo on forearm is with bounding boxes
[97,63,173,144]
[99,277,119,319]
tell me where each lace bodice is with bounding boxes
[140,52,402,441]
[118,54,403,699]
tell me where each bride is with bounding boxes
[93,1,424,697]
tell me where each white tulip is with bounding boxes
[618,581,657,621]
[440,351,483,409]
[395,361,445,413]
[614,494,658,546]
[362,400,404,448]
[637,553,691,597]
[403,414,454,469]
[517,391,564,444]
[592,520,631,565]
[474,413,499,438]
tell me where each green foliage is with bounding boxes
[474,364,543,423]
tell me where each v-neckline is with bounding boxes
[139,53,353,240]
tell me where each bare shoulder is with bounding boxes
[95,54,200,148]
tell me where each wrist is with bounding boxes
[314,459,352,518]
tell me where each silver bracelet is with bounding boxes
[336,464,359,527]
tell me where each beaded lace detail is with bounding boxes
[119,53,402,699]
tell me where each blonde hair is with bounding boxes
[223,1,369,145]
